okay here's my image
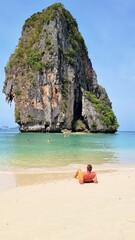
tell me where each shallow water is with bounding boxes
[0,130,135,172]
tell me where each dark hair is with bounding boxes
[87,164,92,172]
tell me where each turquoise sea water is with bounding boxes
[0,130,135,171]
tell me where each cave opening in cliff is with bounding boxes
[73,88,82,121]
[72,87,89,132]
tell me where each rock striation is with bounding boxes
[3,3,119,133]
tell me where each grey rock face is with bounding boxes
[3,3,119,133]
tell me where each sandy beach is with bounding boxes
[0,164,135,240]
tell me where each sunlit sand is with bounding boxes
[0,163,135,240]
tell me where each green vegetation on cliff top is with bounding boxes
[5,3,87,73]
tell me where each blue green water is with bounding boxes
[0,130,135,171]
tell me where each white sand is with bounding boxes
[0,164,135,240]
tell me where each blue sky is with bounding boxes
[0,0,135,130]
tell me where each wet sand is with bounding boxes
[0,164,116,190]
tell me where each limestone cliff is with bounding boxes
[3,3,119,133]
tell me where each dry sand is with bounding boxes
[0,164,135,240]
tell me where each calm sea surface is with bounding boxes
[0,130,135,172]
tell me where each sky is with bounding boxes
[0,0,135,131]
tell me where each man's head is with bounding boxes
[87,164,92,172]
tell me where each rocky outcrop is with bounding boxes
[3,3,119,133]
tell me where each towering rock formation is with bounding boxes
[3,3,119,133]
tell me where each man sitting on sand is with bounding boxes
[74,164,98,184]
